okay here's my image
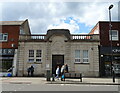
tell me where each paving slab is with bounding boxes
[1,77,120,85]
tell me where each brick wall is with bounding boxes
[99,22,120,46]
[1,25,20,49]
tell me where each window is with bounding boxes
[28,59,34,62]
[83,50,89,63]
[109,30,119,41]
[28,50,34,62]
[0,33,8,42]
[29,50,34,57]
[20,27,25,35]
[36,59,41,62]
[36,50,41,57]
[36,50,42,62]
[1,59,13,72]
[74,50,89,63]
[28,50,42,63]
[75,50,81,63]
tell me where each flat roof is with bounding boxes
[0,21,24,25]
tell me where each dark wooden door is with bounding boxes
[52,55,64,75]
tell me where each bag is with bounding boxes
[64,70,67,73]
[7,73,12,77]
[62,74,64,79]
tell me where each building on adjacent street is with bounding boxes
[18,29,100,77]
[90,21,120,77]
[0,19,31,76]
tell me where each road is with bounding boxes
[1,83,119,91]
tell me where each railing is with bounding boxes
[19,34,99,41]
[71,34,99,40]
[31,35,45,39]
[19,34,46,41]
[71,34,92,40]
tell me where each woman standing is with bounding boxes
[56,66,60,79]
[61,65,65,81]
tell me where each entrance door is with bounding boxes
[52,55,64,75]
[105,61,112,76]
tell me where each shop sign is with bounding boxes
[0,49,14,55]
[112,49,120,53]
[114,57,120,60]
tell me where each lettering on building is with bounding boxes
[0,49,15,55]
[112,49,120,53]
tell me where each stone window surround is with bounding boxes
[74,50,89,64]
[28,49,42,63]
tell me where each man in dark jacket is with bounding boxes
[27,67,31,77]
[30,66,34,77]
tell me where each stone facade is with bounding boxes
[17,29,99,77]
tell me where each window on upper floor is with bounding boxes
[20,27,25,35]
[0,33,8,42]
[109,30,119,41]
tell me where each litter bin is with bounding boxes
[46,70,51,81]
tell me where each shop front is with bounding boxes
[0,49,15,72]
[99,46,120,77]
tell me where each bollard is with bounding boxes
[46,70,50,81]
[80,73,82,82]
[52,74,55,81]
[113,71,115,83]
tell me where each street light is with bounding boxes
[108,4,115,82]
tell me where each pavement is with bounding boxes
[0,77,120,85]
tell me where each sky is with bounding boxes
[1,0,119,34]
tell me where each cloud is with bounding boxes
[1,2,118,34]
[47,17,80,33]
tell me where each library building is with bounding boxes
[17,29,99,77]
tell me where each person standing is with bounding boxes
[61,65,65,75]
[27,67,31,77]
[30,65,34,77]
[61,65,65,81]
[64,64,68,73]
[56,66,60,79]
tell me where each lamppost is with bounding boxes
[108,4,115,82]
